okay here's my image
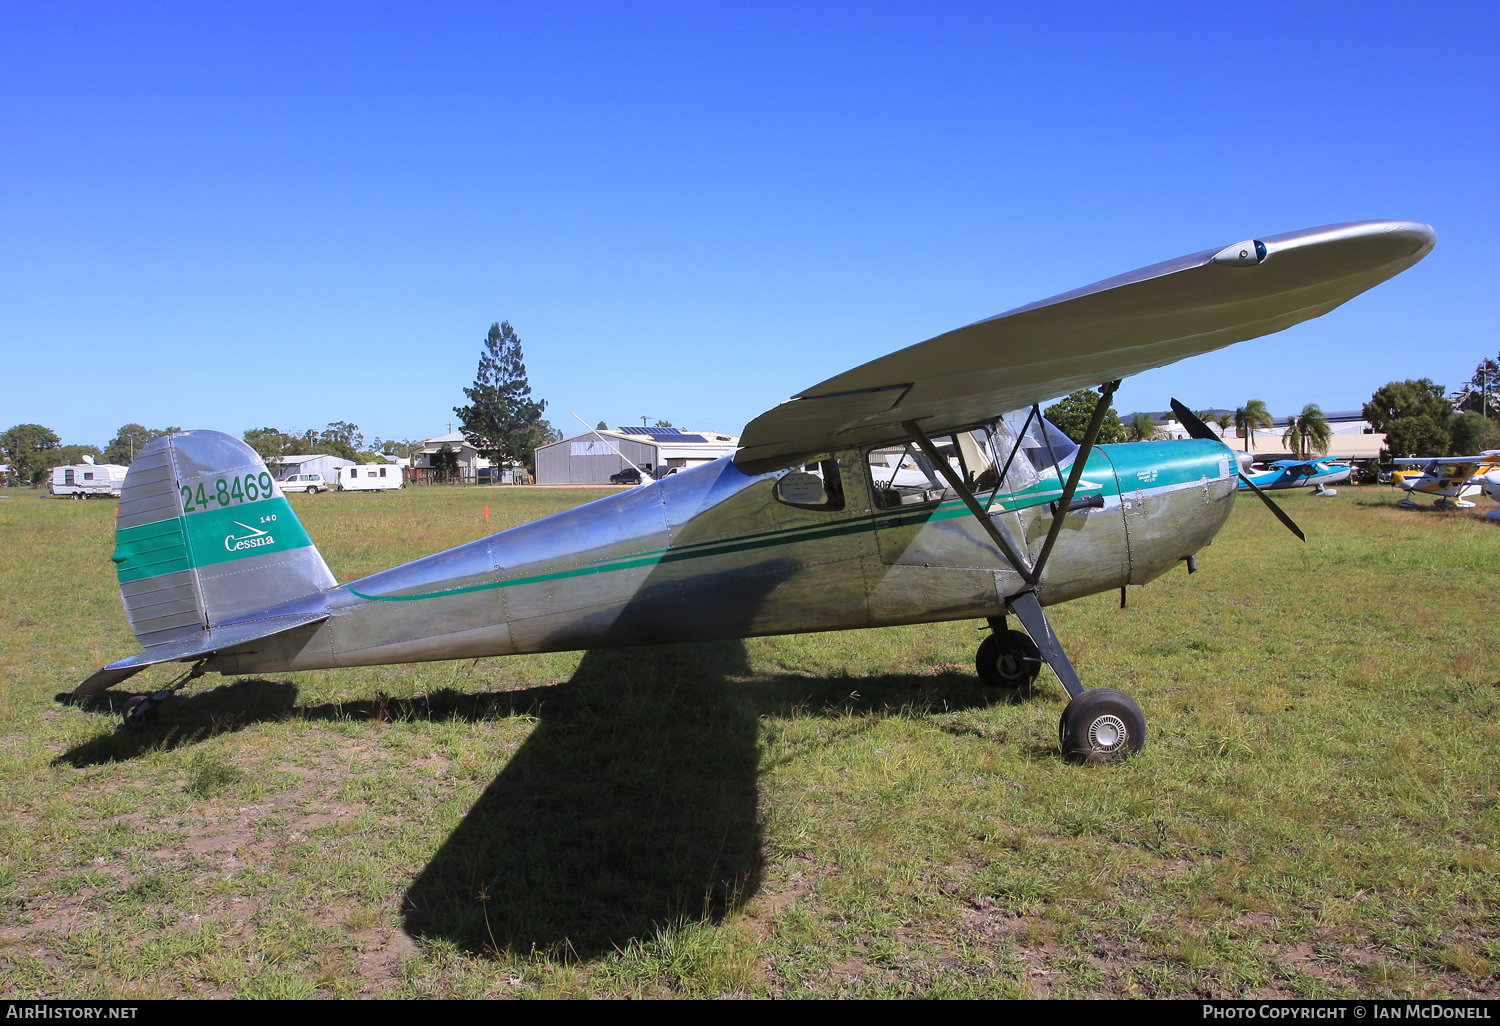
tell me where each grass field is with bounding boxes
[1,480,1497,998]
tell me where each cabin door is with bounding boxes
[867,428,1027,572]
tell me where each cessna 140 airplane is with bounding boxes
[72,220,1435,762]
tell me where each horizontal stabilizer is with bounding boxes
[73,612,329,698]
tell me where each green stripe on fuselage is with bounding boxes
[347,443,1230,604]
[113,497,315,584]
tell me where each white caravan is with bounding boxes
[337,463,403,492]
[50,457,128,499]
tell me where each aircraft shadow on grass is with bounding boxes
[56,638,1014,957]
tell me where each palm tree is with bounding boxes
[1126,412,1164,442]
[1234,400,1273,452]
[1192,410,1228,438]
[1281,403,1332,459]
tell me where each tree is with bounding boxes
[372,437,421,460]
[1,424,61,485]
[1281,404,1332,459]
[453,321,549,468]
[309,421,364,461]
[104,423,179,465]
[58,444,104,466]
[596,421,608,431]
[430,443,459,483]
[654,419,673,428]
[1364,379,1451,458]
[1451,357,1500,419]
[1449,410,1500,455]
[1233,400,1273,452]
[1125,412,1166,442]
[1042,390,1126,444]
[243,427,286,463]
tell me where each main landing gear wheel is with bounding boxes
[122,695,160,730]
[1059,688,1145,764]
[976,630,1042,691]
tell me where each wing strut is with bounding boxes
[902,421,1036,585]
[1030,380,1121,581]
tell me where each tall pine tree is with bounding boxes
[454,321,549,468]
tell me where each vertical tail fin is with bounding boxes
[112,431,336,647]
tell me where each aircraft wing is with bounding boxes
[735,220,1435,468]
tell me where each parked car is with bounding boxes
[280,473,330,494]
[609,467,642,485]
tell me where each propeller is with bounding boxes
[1170,399,1306,543]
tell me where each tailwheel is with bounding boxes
[122,695,160,730]
[976,630,1042,691]
[1059,688,1145,764]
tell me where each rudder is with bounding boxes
[112,431,336,647]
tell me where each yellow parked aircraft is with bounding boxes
[1391,452,1500,508]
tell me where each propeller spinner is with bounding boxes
[1169,399,1307,543]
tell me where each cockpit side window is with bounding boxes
[865,411,1082,511]
[867,426,1003,509]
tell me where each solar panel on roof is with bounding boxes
[618,427,709,442]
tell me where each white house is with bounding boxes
[409,432,492,484]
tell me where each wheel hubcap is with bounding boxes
[1088,714,1127,752]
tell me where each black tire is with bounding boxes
[122,695,158,730]
[976,630,1042,690]
[1059,688,1145,764]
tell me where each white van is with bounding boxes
[337,464,403,492]
[50,457,128,499]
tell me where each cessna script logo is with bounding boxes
[224,521,275,552]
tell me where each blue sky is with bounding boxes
[1,2,1494,447]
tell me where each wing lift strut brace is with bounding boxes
[902,379,1120,700]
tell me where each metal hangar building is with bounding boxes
[534,426,739,485]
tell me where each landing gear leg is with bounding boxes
[121,660,207,730]
[1009,591,1146,763]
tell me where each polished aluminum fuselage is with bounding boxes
[209,439,1238,677]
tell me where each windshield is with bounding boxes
[1000,410,1078,476]
[863,411,1083,510]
